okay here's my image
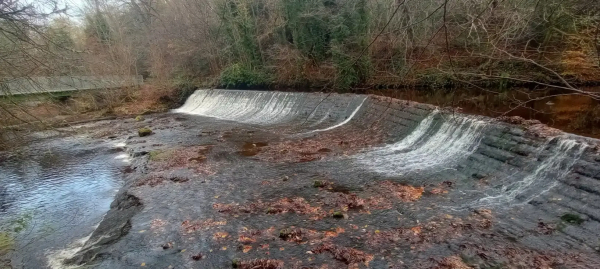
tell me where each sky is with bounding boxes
[64,0,88,17]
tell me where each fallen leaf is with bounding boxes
[243,245,252,253]
[213,232,229,240]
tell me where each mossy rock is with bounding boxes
[332,211,344,219]
[266,208,278,214]
[135,115,145,121]
[561,213,584,225]
[138,128,153,137]
[313,180,325,188]
[279,228,292,239]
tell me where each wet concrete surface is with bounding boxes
[18,90,600,268]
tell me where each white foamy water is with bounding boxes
[175,90,303,125]
[47,230,94,269]
[470,137,588,207]
[175,90,366,131]
[355,111,486,176]
[303,97,367,134]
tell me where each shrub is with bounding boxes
[220,64,272,88]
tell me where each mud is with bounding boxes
[37,90,600,268]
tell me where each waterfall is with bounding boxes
[302,97,367,134]
[354,111,486,176]
[174,90,302,125]
[175,90,366,129]
[471,138,588,207]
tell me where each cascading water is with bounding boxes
[354,111,487,177]
[468,137,588,208]
[302,97,367,134]
[175,90,367,131]
[175,90,304,125]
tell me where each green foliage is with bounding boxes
[282,0,331,60]
[218,0,263,67]
[281,0,372,89]
[527,0,578,47]
[332,47,371,89]
[220,63,271,88]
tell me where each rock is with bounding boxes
[332,211,344,219]
[191,253,202,260]
[132,151,149,157]
[313,180,325,188]
[135,115,145,121]
[138,128,153,137]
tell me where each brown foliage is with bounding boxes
[312,243,373,265]
[257,126,384,163]
[236,259,284,269]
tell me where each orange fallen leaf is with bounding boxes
[238,235,256,243]
[213,232,229,240]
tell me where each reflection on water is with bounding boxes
[0,141,124,268]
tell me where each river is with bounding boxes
[0,136,126,268]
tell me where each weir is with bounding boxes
[176,89,600,208]
[57,89,600,268]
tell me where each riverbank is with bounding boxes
[33,90,600,268]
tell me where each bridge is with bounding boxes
[0,75,143,96]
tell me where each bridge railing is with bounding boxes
[0,75,144,96]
